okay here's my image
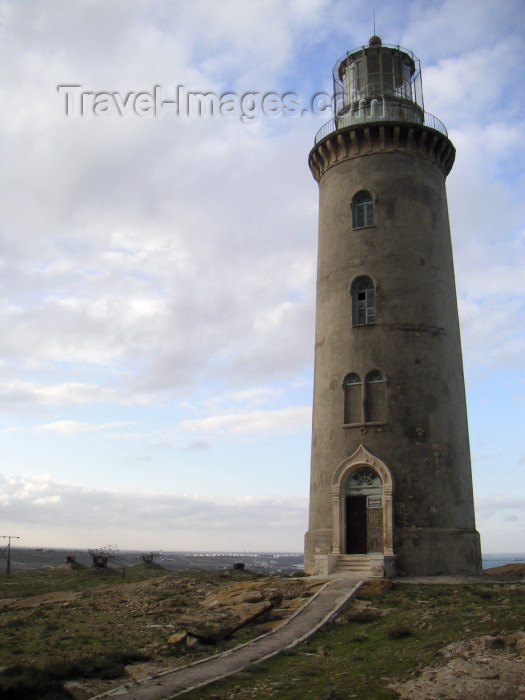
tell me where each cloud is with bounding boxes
[475,495,525,519]
[0,380,118,406]
[39,420,125,435]
[1,111,317,401]
[423,39,525,126]
[183,440,211,451]
[472,495,525,552]
[0,474,307,550]
[403,0,524,64]
[180,406,311,437]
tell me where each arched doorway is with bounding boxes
[345,467,383,554]
[331,445,394,558]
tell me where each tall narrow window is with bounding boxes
[343,373,362,424]
[352,190,374,228]
[343,370,387,426]
[365,370,386,422]
[353,278,376,325]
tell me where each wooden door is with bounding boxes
[366,507,383,552]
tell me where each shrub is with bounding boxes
[387,624,412,639]
[0,652,151,700]
[0,665,72,700]
[347,610,380,624]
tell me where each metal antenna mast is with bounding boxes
[1,536,20,576]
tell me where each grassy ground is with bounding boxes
[0,563,317,699]
[182,578,525,700]
[1,566,524,699]
[1,561,145,596]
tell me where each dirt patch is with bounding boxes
[390,632,525,699]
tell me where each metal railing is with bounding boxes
[314,104,448,144]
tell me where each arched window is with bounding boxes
[343,370,387,425]
[346,467,382,493]
[352,191,374,228]
[353,278,376,325]
[343,373,362,424]
[365,370,386,422]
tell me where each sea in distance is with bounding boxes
[4,547,525,574]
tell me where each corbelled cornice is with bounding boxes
[309,122,455,182]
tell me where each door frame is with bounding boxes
[331,444,394,556]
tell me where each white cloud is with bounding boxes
[423,39,525,125]
[0,474,307,551]
[402,0,524,63]
[40,420,125,435]
[475,495,525,551]
[40,420,92,435]
[180,406,311,437]
[0,380,118,406]
[475,495,525,519]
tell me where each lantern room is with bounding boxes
[333,36,424,127]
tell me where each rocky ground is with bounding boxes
[388,565,525,700]
[0,565,323,699]
[390,632,525,699]
[1,564,524,699]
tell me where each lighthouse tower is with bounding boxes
[304,37,481,577]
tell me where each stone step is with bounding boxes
[333,555,370,574]
[335,561,369,566]
[335,562,369,567]
[337,556,369,562]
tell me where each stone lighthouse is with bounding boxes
[304,36,481,577]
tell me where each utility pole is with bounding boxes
[1,536,20,576]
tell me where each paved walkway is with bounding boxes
[93,577,362,700]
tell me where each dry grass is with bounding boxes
[0,564,322,699]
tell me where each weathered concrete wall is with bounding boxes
[305,123,481,576]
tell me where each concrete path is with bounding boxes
[93,577,362,700]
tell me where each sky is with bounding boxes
[0,0,524,554]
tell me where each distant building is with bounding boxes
[304,36,481,577]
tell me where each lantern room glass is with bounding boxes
[334,40,424,124]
